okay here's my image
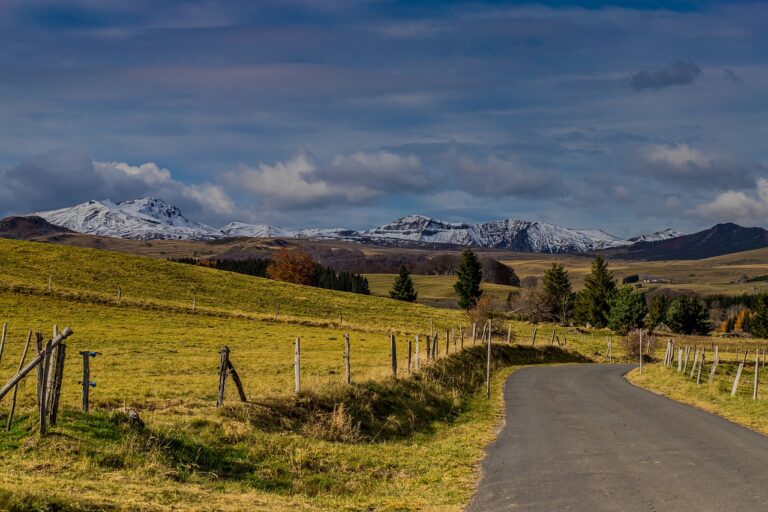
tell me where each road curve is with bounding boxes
[468,364,768,512]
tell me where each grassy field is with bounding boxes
[626,335,768,441]
[0,238,607,511]
[365,273,518,309]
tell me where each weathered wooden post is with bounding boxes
[550,328,556,346]
[414,335,420,370]
[425,335,432,360]
[433,332,439,358]
[39,339,52,435]
[344,334,351,384]
[407,340,412,374]
[192,296,196,312]
[429,319,434,338]
[638,330,643,373]
[117,285,122,303]
[217,346,229,406]
[294,337,301,394]
[696,352,705,384]
[0,323,7,363]
[488,319,492,345]
[48,343,67,425]
[445,328,450,355]
[506,324,511,344]
[48,275,52,292]
[531,327,537,347]
[390,334,397,377]
[460,325,464,350]
[339,308,343,325]
[677,348,684,373]
[690,347,700,379]
[708,346,719,384]
[472,322,476,345]
[486,325,492,399]
[754,353,760,401]
[6,331,31,431]
[731,361,744,397]
[452,329,457,353]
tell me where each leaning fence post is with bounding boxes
[344,334,351,384]
[639,331,643,373]
[550,328,556,346]
[6,331,31,431]
[708,346,719,384]
[390,334,397,377]
[731,361,744,397]
[0,322,7,364]
[48,342,67,425]
[294,338,301,394]
[531,327,537,347]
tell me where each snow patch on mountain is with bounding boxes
[628,228,684,243]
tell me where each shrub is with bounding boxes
[620,329,657,361]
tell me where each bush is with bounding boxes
[620,329,657,361]
[608,285,647,334]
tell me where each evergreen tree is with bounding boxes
[580,256,617,327]
[646,294,669,330]
[390,264,418,302]
[541,262,574,324]
[454,247,483,309]
[608,285,647,333]
[666,295,711,335]
[748,294,768,338]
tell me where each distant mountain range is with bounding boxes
[17,196,708,255]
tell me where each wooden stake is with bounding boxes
[39,339,52,435]
[429,319,434,337]
[639,330,643,373]
[407,340,412,374]
[0,323,6,364]
[677,348,683,373]
[48,275,52,292]
[390,334,397,378]
[6,330,31,431]
[294,338,301,394]
[486,326,492,399]
[506,324,511,344]
[731,361,744,397]
[414,335,420,370]
[531,327,537,347]
[472,322,476,345]
[48,343,67,425]
[433,332,439,358]
[690,347,699,379]
[696,351,704,384]
[754,353,760,401]
[227,359,247,402]
[550,328,556,346]
[445,328,450,355]
[460,325,464,350]
[344,333,351,384]
[117,285,122,303]
[192,296,196,311]
[425,335,431,360]
[217,346,229,406]
[452,329,457,353]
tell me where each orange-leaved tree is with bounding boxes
[266,249,318,286]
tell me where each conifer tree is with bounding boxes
[646,294,669,330]
[390,264,418,302]
[608,285,647,333]
[541,262,574,324]
[454,247,483,310]
[581,256,617,328]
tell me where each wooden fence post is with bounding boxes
[407,340,412,374]
[507,324,511,344]
[48,343,67,425]
[690,347,699,379]
[677,348,683,373]
[425,335,431,360]
[6,331,31,431]
[390,334,397,377]
[39,339,52,435]
[754,353,759,401]
[48,275,52,292]
[117,285,122,303]
[217,346,229,406]
[344,334,351,384]
[445,329,450,355]
[696,352,705,384]
[192,296,196,312]
[472,323,476,345]
[460,325,464,350]
[731,361,744,397]
[708,346,719,384]
[0,323,6,364]
[452,329,457,353]
[550,328,556,346]
[429,319,434,338]
[486,326,492,399]
[682,346,690,374]
[639,331,643,373]
[433,333,439,358]
[294,338,301,394]
[227,357,247,403]
[531,327,537,347]
[414,335,420,370]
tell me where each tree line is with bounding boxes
[169,253,370,295]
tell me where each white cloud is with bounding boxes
[447,151,561,197]
[643,143,715,169]
[690,178,768,224]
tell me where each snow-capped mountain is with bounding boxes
[360,215,630,252]
[29,197,683,253]
[628,228,684,243]
[34,198,221,241]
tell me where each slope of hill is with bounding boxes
[0,215,73,239]
[605,223,768,260]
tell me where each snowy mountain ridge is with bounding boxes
[32,198,681,253]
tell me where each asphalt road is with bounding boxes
[468,364,768,512]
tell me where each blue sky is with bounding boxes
[1,0,767,236]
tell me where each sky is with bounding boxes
[1,0,767,237]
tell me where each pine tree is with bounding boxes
[541,262,574,324]
[646,294,669,330]
[581,256,617,328]
[390,264,418,302]
[666,295,711,335]
[608,285,647,333]
[454,247,483,310]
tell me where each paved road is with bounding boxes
[468,364,768,511]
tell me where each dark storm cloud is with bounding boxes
[628,61,704,91]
